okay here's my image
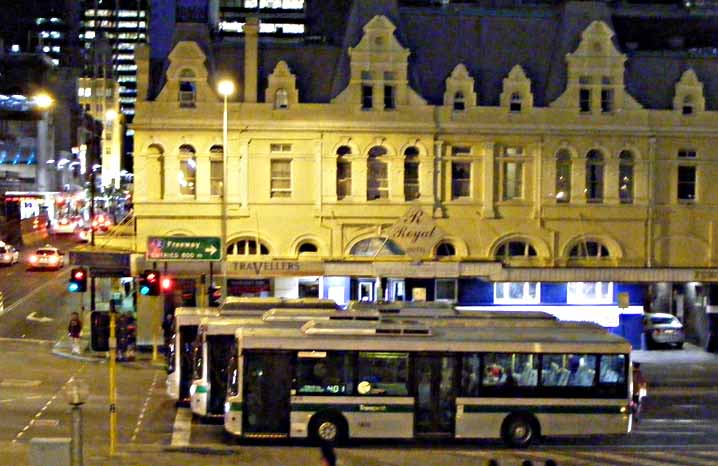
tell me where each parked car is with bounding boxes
[27,245,65,270]
[0,242,20,265]
[643,312,685,349]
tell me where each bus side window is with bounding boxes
[461,354,480,396]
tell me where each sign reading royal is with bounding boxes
[386,207,443,260]
[147,236,222,261]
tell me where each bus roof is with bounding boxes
[234,322,631,354]
[262,308,381,322]
[174,307,221,325]
[221,297,338,311]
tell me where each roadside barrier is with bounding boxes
[486,460,558,466]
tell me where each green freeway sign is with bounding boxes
[147,236,222,261]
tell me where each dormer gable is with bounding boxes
[500,65,533,113]
[673,69,705,116]
[265,61,299,109]
[332,15,425,110]
[551,21,641,113]
[157,41,212,106]
[443,64,477,111]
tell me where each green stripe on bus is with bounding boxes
[195,385,208,394]
[230,402,242,412]
[462,405,624,415]
[292,403,414,413]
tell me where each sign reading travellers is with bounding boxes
[147,236,222,261]
[386,207,444,260]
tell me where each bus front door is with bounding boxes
[413,354,457,438]
[243,351,292,438]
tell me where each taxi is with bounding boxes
[28,245,65,270]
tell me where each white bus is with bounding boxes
[191,307,567,417]
[223,320,632,447]
[167,298,339,402]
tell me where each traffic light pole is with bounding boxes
[108,302,117,456]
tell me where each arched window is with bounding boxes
[682,95,694,115]
[178,145,196,196]
[510,92,522,112]
[350,238,403,256]
[367,146,388,200]
[209,145,224,197]
[275,88,289,109]
[555,149,571,203]
[569,240,610,258]
[226,239,269,256]
[495,240,537,260]
[435,242,456,257]
[453,91,465,111]
[298,242,318,255]
[404,146,420,201]
[619,150,634,204]
[147,144,164,199]
[586,150,604,203]
[336,145,352,200]
[178,69,196,108]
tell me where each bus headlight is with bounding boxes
[189,384,197,396]
[224,402,230,414]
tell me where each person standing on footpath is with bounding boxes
[632,361,648,423]
[68,312,82,355]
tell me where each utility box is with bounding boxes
[29,437,71,466]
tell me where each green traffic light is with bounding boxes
[68,283,79,292]
[140,285,150,295]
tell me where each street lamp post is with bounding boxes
[217,80,235,304]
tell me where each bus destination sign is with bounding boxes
[147,236,222,261]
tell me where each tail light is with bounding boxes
[30,255,38,263]
[49,256,59,264]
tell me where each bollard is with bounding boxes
[521,461,534,466]
[545,460,558,466]
[487,460,500,466]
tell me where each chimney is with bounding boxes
[243,17,259,103]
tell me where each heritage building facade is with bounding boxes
[131,1,718,348]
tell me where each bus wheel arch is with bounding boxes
[501,412,540,448]
[308,410,348,445]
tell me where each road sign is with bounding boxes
[147,236,222,261]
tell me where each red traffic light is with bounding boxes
[74,270,85,280]
[146,272,157,282]
[161,277,173,291]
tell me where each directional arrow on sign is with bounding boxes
[205,244,218,256]
[26,312,53,323]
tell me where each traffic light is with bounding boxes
[208,285,222,307]
[68,267,88,293]
[161,276,174,293]
[139,269,160,296]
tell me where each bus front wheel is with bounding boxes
[502,414,538,448]
[309,413,347,445]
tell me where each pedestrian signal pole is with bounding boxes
[108,301,117,455]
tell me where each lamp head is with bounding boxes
[218,80,235,97]
[33,93,54,110]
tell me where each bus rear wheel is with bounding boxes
[502,414,538,448]
[309,413,347,445]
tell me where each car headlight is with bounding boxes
[224,402,230,414]
[189,384,197,396]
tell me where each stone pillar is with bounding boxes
[195,154,211,201]
[480,142,496,217]
[163,153,179,200]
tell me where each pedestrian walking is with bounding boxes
[319,443,336,466]
[68,312,82,355]
[631,361,648,423]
